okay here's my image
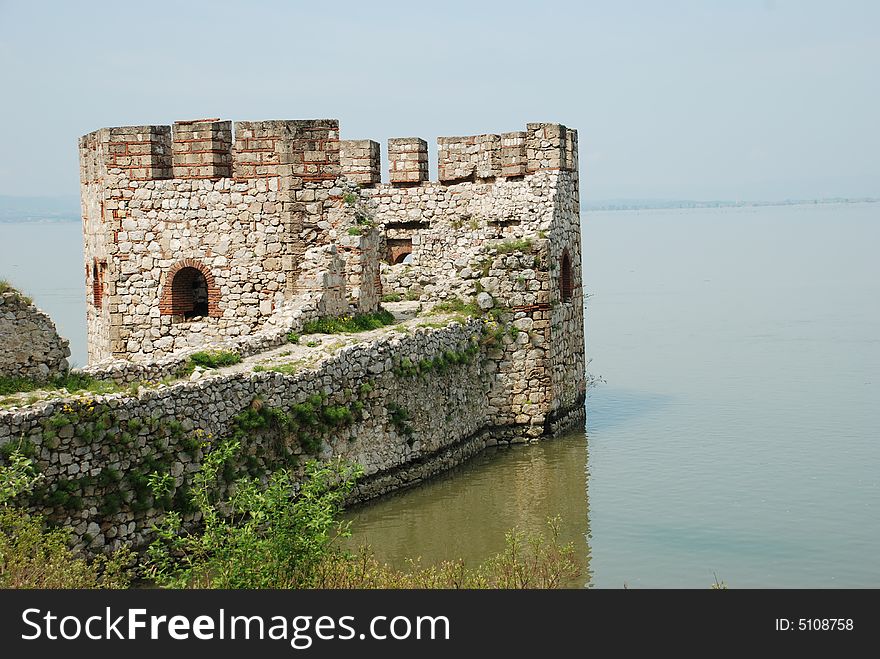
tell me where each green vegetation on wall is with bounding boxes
[176,350,242,377]
[301,309,395,335]
[0,448,132,588]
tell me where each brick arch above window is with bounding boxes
[159,259,221,319]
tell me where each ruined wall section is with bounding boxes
[369,175,555,301]
[0,321,493,552]
[369,123,576,304]
[365,122,583,436]
[0,289,71,380]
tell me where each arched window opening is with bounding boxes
[160,260,220,320]
[171,267,209,320]
[386,237,413,265]
[560,250,573,302]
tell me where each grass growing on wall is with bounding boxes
[176,350,242,377]
[301,309,395,335]
[0,279,33,305]
[189,350,241,369]
[0,372,127,397]
[494,238,533,254]
[230,394,363,458]
[429,299,482,318]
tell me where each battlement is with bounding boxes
[438,134,501,182]
[232,119,339,181]
[398,122,577,184]
[388,137,429,184]
[80,119,576,186]
[526,122,578,172]
[80,118,339,183]
[79,125,173,182]
[340,139,381,186]
[172,119,232,179]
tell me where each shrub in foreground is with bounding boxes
[0,448,132,588]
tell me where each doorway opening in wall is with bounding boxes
[171,267,209,320]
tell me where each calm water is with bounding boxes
[2,203,878,587]
[347,202,880,588]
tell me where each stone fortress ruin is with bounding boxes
[78,116,585,439]
[0,117,585,551]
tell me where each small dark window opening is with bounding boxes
[171,267,209,320]
[92,259,105,309]
[560,250,573,302]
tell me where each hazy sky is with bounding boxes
[0,0,877,201]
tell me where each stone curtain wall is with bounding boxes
[0,290,71,380]
[0,321,493,552]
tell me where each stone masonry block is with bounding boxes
[525,122,576,173]
[439,134,501,182]
[340,139,380,186]
[388,137,428,184]
[172,119,232,179]
[95,125,173,180]
[500,131,527,177]
[233,120,339,181]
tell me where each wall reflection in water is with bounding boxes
[345,429,591,587]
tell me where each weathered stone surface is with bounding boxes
[0,289,70,380]
[476,292,494,310]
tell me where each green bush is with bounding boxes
[146,439,361,589]
[0,449,132,588]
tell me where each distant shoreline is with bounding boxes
[584,197,880,212]
[1,197,877,223]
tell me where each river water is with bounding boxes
[1,202,878,587]
[346,202,880,588]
